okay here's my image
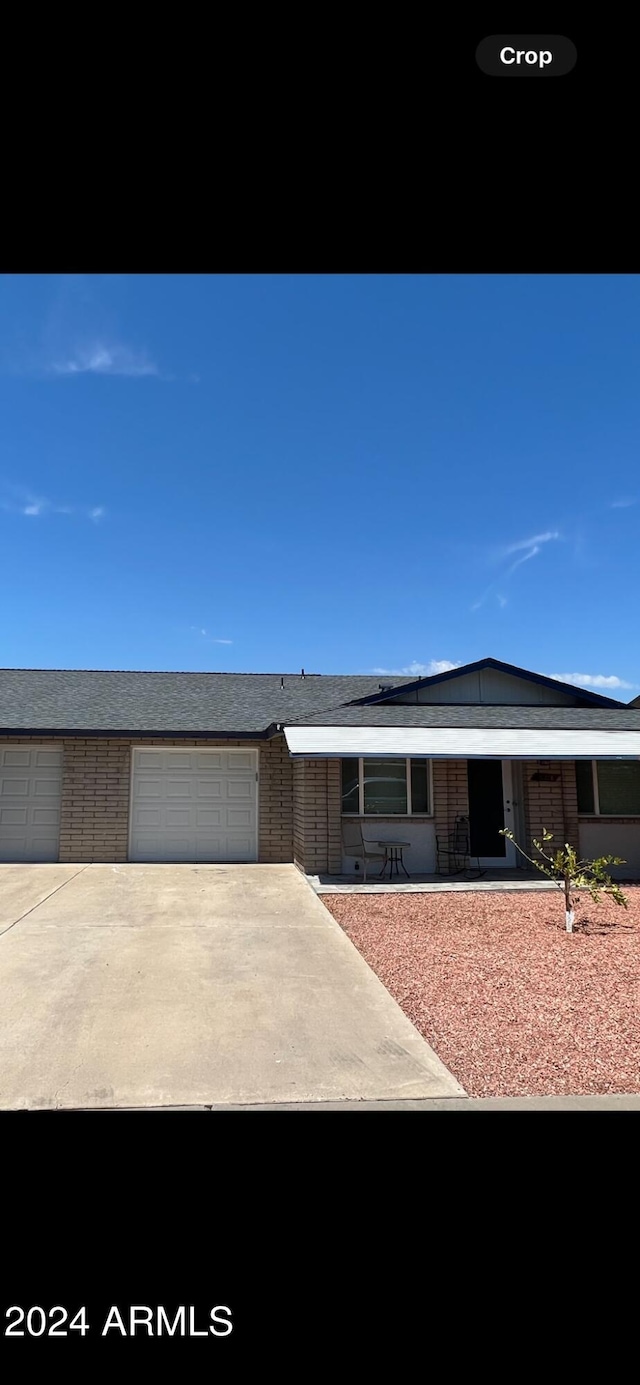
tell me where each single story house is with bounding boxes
[1,657,639,878]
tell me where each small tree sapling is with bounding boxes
[498,827,628,931]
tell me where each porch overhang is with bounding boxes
[284,726,640,759]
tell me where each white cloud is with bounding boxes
[550,672,637,691]
[610,497,637,509]
[191,627,233,644]
[372,659,460,678]
[473,531,560,610]
[503,530,560,556]
[497,595,508,608]
[49,341,158,378]
[1,487,105,522]
[507,544,541,575]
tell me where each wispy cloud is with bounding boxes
[550,672,637,691]
[372,659,460,678]
[502,531,561,556]
[4,277,196,383]
[49,341,158,378]
[472,530,561,610]
[610,497,637,510]
[1,485,105,522]
[191,627,233,645]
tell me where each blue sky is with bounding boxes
[1,274,639,699]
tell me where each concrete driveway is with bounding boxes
[0,864,463,1109]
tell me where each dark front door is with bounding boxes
[467,760,506,858]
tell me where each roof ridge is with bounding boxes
[0,668,406,677]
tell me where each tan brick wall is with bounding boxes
[326,761,342,874]
[523,760,579,860]
[0,733,293,864]
[258,734,293,863]
[433,759,469,873]
[292,758,342,875]
[561,761,579,852]
[60,737,131,862]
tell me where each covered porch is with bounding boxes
[286,721,640,883]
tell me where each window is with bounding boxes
[576,760,640,816]
[341,758,431,815]
[575,761,595,814]
[341,759,360,814]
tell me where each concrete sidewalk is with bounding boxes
[0,863,463,1110]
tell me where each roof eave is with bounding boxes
[0,727,271,739]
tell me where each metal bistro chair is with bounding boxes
[436,815,484,880]
[342,820,386,882]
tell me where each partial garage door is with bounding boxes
[0,745,63,862]
[129,748,258,863]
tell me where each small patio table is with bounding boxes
[377,841,411,880]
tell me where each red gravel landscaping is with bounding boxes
[322,887,640,1097]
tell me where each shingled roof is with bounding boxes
[286,703,640,730]
[0,668,411,735]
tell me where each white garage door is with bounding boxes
[129,748,259,863]
[0,745,63,862]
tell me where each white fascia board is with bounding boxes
[284,726,640,759]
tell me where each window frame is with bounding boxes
[341,757,433,818]
[577,759,640,817]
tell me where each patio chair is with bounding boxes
[436,815,484,880]
[342,820,386,882]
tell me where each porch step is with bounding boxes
[308,872,558,895]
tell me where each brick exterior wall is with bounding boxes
[60,737,131,862]
[523,760,579,860]
[258,734,294,863]
[292,758,342,875]
[0,733,584,872]
[433,759,470,873]
[0,733,293,864]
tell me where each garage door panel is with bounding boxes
[34,779,61,798]
[166,780,194,797]
[0,807,29,825]
[0,746,62,862]
[228,780,252,799]
[196,752,223,770]
[197,835,254,862]
[166,809,193,827]
[1,777,30,796]
[29,835,60,858]
[195,808,222,826]
[0,836,59,863]
[2,750,31,767]
[197,779,222,797]
[130,835,198,862]
[137,779,163,798]
[137,751,164,770]
[34,750,63,769]
[130,748,258,862]
[32,807,59,826]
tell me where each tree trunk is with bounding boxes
[565,873,574,932]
